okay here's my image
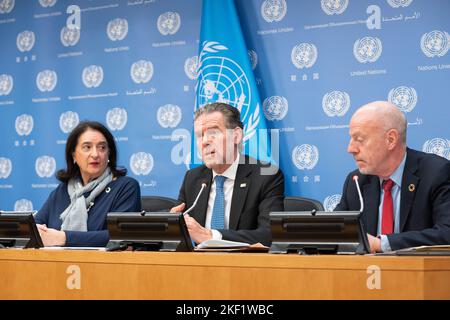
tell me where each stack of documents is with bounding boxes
[394,245,450,256]
[195,239,269,252]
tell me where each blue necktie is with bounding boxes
[211,175,226,230]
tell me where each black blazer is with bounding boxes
[335,148,450,250]
[178,155,285,246]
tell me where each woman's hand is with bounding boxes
[37,224,66,247]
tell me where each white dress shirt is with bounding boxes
[206,153,240,240]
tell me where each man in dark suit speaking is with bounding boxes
[335,101,450,253]
[171,102,284,246]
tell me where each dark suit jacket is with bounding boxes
[178,155,284,246]
[335,148,450,250]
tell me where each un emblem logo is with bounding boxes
[82,65,103,88]
[15,114,34,136]
[14,199,33,212]
[388,86,417,113]
[261,0,287,23]
[291,43,318,69]
[106,107,128,131]
[321,0,348,15]
[0,0,15,14]
[387,0,413,8]
[130,60,153,84]
[60,26,80,47]
[322,91,350,117]
[353,37,382,63]
[107,18,129,41]
[59,111,79,134]
[324,194,342,211]
[0,74,13,96]
[35,156,56,178]
[157,11,181,35]
[420,30,450,58]
[423,138,450,160]
[130,152,154,176]
[39,0,57,7]
[184,56,198,80]
[292,144,319,170]
[36,69,57,92]
[248,50,258,70]
[263,96,288,121]
[16,30,35,52]
[157,104,182,128]
[197,41,260,142]
[0,157,12,179]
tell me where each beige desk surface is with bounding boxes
[0,249,449,299]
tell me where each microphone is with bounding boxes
[352,175,364,213]
[183,182,207,216]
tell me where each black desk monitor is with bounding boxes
[269,211,370,254]
[0,211,44,249]
[106,212,194,252]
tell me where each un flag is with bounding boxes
[191,0,272,167]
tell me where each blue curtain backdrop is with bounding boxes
[0,0,449,212]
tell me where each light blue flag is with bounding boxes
[191,0,271,167]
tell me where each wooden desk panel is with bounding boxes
[0,249,449,299]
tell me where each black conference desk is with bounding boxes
[0,249,449,299]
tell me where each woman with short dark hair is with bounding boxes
[35,121,141,247]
